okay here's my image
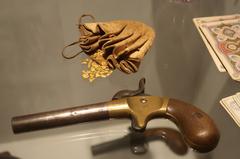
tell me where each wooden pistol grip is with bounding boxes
[165,99,220,153]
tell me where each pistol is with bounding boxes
[11,78,220,153]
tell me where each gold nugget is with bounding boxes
[81,57,113,82]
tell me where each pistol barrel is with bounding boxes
[12,102,109,134]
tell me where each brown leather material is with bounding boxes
[78,20,155,74]
[164,99,220,153]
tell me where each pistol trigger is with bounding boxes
[131,118,146,132]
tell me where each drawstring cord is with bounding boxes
[62,14,96,59]
[61,41,83,59]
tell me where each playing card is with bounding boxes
[234,92,240,106]
[193,18,226,72]
[197,16,240,81]
[193,14,239,72]
[194,14,239,24]
[193,14,240,81]
[220,96,240,127]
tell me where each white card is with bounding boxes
[193,14,240,81]
[193,14,240,72]
[193,18,226,72]
[220,96,240,127]
[199,19,240,81]
[234,93,240,106]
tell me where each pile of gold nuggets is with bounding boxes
[81,51,113,82]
